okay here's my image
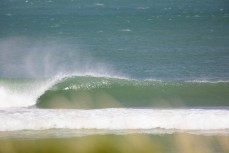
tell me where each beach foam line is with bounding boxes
[0,108,229,132]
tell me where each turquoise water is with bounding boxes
[37,76,229,108]
[0,0,229,137]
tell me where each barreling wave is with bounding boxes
[36,76,229,109]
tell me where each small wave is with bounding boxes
[95,3,104,6]
[137,7,149,10]
[185,80,229,83]
[120,29,132,32]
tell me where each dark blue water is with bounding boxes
[0,0,229,80]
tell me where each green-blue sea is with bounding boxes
[0,0,229,152]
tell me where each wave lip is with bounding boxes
[0,108,229,133]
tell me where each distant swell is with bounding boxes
[36,76,229,108]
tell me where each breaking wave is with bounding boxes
[36,76,229,108]
[0,74,229,109]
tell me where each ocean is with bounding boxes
[0,0,229,152]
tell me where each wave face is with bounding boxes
[0,108,229,135]
[36,76,229,109]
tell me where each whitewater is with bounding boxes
[1,108,229,133]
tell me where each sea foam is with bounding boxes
[0,108,229,134]
[0,77,60,108]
